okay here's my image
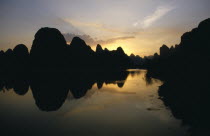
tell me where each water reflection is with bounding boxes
[0,70,189,136]
[157,74,210,135]
[0,70,136,111]
[30,74,69,111]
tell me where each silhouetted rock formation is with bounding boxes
[160,44,169,57]
[67,37,95,69]
[153,53,159,59]
[13,44,29,59]
[146,18,210,133]
[13,44,29,70]
[130,53,143,67]
[147,18,210,79]
[0,50,5,70]
[0,26,135,72]
[0,50,4,58]
[70,36,88,48]
[96,44,103,53]
[4,49,14,71]
[30,27,67,70]
[5,49,13,56]
[116,47,125,54]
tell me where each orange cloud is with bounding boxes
[63,33,135,46]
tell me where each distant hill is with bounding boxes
[0,27,141,72]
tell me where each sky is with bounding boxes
[0,0,210,56]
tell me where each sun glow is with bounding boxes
[101,39,135,56]
[99,38,155,57]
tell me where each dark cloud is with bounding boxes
[63,33,135,46]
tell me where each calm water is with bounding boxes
[0,69,188,136]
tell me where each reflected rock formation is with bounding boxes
[30,71,129,111]
[30,73,69,111]
[96,81,103,89]
[13,80,29,95]
[117,82,124,88]
[69,75,95,99]
[0,70,131,111]
[158,77,210,134]
[0,75,29,95]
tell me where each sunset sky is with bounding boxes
[1,0,209,56]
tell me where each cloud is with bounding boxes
[133,5,175,28]
[63,33,135,46]
[63,18,130,34]
[96,36,135,45]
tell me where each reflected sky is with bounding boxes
[0,70,188,136]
